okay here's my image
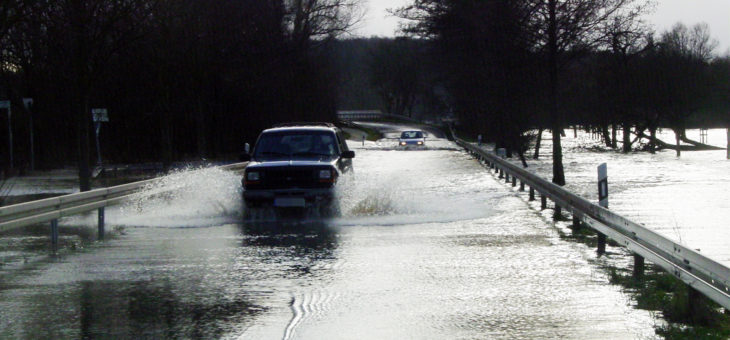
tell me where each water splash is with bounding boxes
[65,166,243,228]
[116,166,243,227]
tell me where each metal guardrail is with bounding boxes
[0,162,248,234]
[455,138,730,310]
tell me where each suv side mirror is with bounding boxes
[341,150,355,159]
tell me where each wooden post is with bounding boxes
[553,205,561,220]
[529,187,535,201]
[511,176,516,187]
[505,173,510,183]
[688,287,704,323]
[572,214,581,232]
[98,207,105,240]
[499,168,504,179]
[519,181,525,191]
[633,253,645,279]
[597,233,606,255]
[51,219,59,250]
[540,194,547,210]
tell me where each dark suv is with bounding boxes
[241,123,354,217]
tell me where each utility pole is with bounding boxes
[23,98,34,171]
[0,101,11,168]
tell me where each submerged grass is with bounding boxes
[557,220,730,339]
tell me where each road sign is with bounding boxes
[92,108,109,122]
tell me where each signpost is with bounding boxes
[92,108,109,166]
[0,101,11,168]
[23,98,33,171]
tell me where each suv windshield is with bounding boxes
[254,130,339,160]
[401,131,423,139]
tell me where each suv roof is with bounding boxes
[271,122,336,128]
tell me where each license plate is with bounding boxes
[274,197,305,207]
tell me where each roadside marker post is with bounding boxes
[597,163,608,255]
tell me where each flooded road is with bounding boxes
[0,125,657,339]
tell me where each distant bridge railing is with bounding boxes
[337,110,424,124]
[0,162,248,246]
[455,137,730,310]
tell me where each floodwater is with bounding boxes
[0,124,659,339]
[491,128,730,267]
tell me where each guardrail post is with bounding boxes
[499,168,504,179]
[540,194,547,210]
[688,287,702,321]
[553,205,562,220]
[50,219,58,249]
[511,176,516,187]
[572,215,581,232]
[597,233,606,255]
[529,187,535,201]
[519,181,525,191]
[633,253,644,278]
[505,173,510,183]
[98,207,105,240]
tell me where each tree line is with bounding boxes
[2,0,729,193]
[0,0,360,190]
[393,0,730,185]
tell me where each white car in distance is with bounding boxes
[398,130,426,148]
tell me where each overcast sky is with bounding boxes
[355,0,730,55]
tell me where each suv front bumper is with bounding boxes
[243,187,336,207]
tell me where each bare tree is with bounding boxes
[286,0,363,49]
[530,0,651,185]
[658,23,718,156]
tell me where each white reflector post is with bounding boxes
[597,163,608,208]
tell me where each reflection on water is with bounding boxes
[0,220,340,339]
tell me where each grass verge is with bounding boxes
[558,222,730,339]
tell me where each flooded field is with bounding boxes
[492,128,730,267]
[0,125,659,339]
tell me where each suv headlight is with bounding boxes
[318,169,332,179]
[399,141,406,146]
[246,171,260,181]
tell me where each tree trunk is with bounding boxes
[675,129,681,157]
[601,124,611,147]
[534,128,543,159]
[518,150,528,168]
[547,0,565,186]
[649,126,657,154]
[77,94,91,192]
[611,123,617,149]
[622,122,631,152]
[196,97,206,158]
[160,104,173,173]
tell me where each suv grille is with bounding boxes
[252,167,330,189]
